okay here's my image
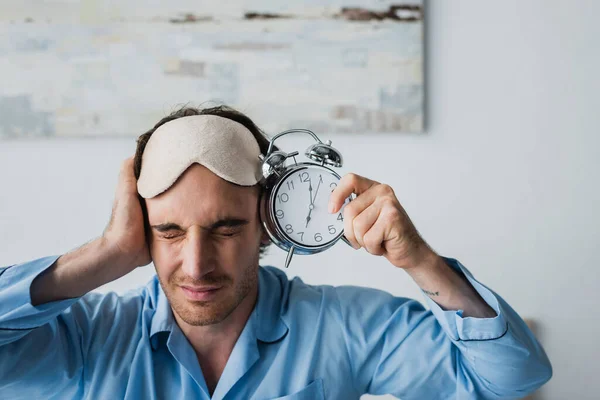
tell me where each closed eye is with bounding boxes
[158,229,242,239]
[214,229,242,237]
[161,233,183,240]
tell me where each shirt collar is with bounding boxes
[148,266,288,350]
[148,277,175,351]
[252,265,289,343]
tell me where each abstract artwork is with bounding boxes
[0,0,424,139]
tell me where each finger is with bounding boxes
[343,204,358,249]
[341,182,378,218]
[340,187,377,248]
[123,156,136,179]
[118,157,138,195]
[362,216,387,256]
[343,194,376,249]
[120,156,134,175]
[329,173,377,214]
[352,202,381,250]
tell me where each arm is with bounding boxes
[0,254,144,398]
[0,256,86,398]
[30,237,137,305]
[404,248,497,318]
[329,173,552,398]
[335,257,552,399]
[31,156,149,306]
[0,156,151,396]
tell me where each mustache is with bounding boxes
[173,273,232,287]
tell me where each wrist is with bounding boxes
[99,236,138,272]
[403,248,448,283]
[401,244,440,271]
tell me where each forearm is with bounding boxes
[30,237,130,306]
[405,250,497,318]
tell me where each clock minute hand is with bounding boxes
[312,178,322,205]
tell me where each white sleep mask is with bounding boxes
[137,115,263,199]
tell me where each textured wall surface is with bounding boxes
[0,0,423,138]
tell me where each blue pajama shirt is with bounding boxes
[0,255,552,399]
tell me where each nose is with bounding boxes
[180,228,216,281]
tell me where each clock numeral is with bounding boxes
[314,233,323,242]
[276,210,284,219]
[297,231,304,241]
[299,172,310,183]
[330,182,337,192]
[328,225,336,235]
[285,224,294,234]
[277,193,289,203]
[287,181,295,191]
[337,213,343,221]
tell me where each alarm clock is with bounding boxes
[259,129,352,268]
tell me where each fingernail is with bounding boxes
[328,202,334,213]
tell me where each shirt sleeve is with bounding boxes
[0,256,144,399]
[333,256,552,400]
[0,256,80,331]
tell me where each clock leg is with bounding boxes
[284,246,296,269]
[340,235,354,248]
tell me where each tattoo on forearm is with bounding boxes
[422,289,439,297]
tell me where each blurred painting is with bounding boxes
[0,0,424,139]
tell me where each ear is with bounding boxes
[256,187,271,246]
[260,227,272,245]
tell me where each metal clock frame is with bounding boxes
[259,128,351,268]
[262,163,344,244]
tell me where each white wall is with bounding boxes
[1,1,598,398]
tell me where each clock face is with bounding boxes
[272,165,347,248]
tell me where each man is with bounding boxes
[0,105,551,399]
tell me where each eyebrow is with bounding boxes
[151,218,249,233]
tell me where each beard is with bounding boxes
[157,259,258,327]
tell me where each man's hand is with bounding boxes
[102,156,152,270]
[328,173,497,318]
[328,173,432,270]
[31,157,152,305]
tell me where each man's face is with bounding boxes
[146,163,264,326]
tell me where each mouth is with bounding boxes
[180,285,223,301]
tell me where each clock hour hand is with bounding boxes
[305,209,312,228]
[306,177,314,227]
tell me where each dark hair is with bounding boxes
[133,104,274,258]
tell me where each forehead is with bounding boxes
[145,163,259,224]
